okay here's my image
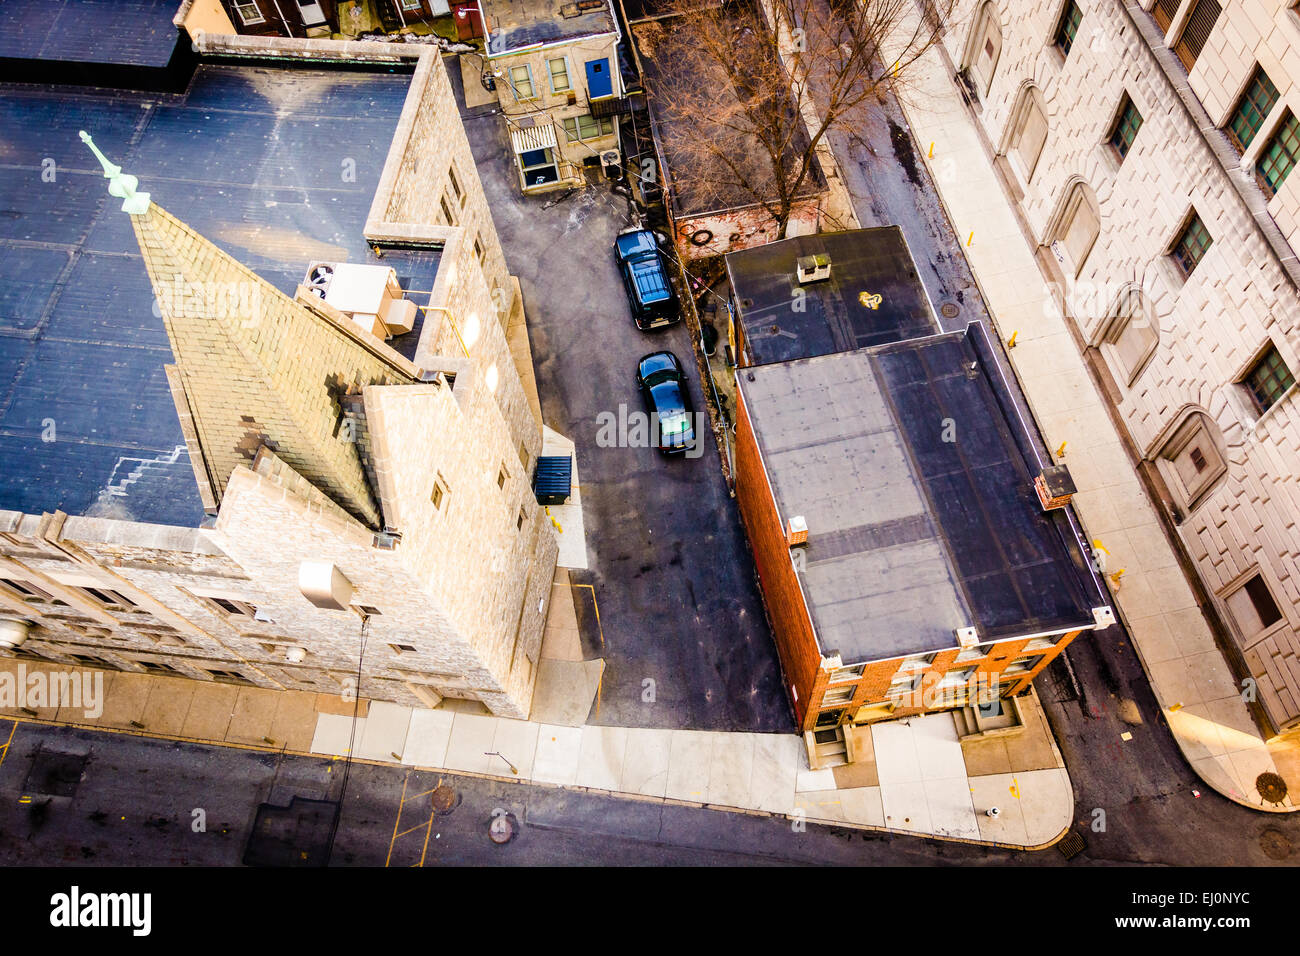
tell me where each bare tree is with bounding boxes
[636,0,956,240]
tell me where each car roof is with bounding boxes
[616,230,657,258]
[639,351,679,375]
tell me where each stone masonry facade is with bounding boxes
[947,0,1300,733]
[0,47,558,719]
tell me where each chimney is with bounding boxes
[786,515,809,546]
[795,253,831,285]
[955,626,979,648]
[1034,464,1076,511]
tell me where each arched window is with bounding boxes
[968,3,1003,96]
[1006,85,1049,182]
[1156,411,1227,512]
[1099,287,1158,385]
[1051,180,1100,277]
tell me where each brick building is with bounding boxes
[478,0,625,191]
[947,0,1300,735]
[727,230,1111,748]
[0,51,558,719]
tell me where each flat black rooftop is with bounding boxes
[739,324,1102,662]
[727,227,938,366]
[0,64,437,528]
[0,0,182,68]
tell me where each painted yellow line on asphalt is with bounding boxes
[385,771,411,868]
[0,721,16,772]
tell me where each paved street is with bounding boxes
[455,72,791,733]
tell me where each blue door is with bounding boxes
[585,58,613,99]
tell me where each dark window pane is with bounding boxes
[1258,112,1300,197]
[1056,1,1083,55]
[1172,214,1212,275]
[1228,69,1278,152]
[1245,344,1296,411]
[1110,96,1143,159]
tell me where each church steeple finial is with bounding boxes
[79,130,150,215]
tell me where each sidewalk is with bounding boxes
[880,19,1298,812]
[0,650,1074,849]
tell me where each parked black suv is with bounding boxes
[614,228,681,330]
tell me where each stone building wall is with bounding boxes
[946,0,1300,731]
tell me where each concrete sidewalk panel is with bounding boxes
[665,729,712,802]
[576,725,628,791]
[750,733,799,814]
[706,732,755,808]
[444,713,499,775]
[401,709,455,767]
[534,724,582,785]
[311,713,365,756]
[180,683,239,741]
[620,727,671,797]
[225,686,282,745]
[490,718,539,778]
[355,701,414,761]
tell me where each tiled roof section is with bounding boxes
[130,201,419,531]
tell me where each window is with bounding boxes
[138,660,181,675]
[474,234,485,263]
[1002,655,1043,676]
[562,114,615,142]
[518,441,530,470]
[1173,0,1220,71]
[1010,88,1049,181]
[206,596,257,618]
[439,194,457,226]
[77,586,136,609]
[509,65,535,100]
[389,643,418,654]
[823,684,856,705]
[207,669,254,685]
[1226,68,1278,153]
[431,477,448,510]
[448,166,464,207]
[897,651,937,671]
[888,673,922,696]
[497,464,509,489]
[938,665,979,688]
[518,147,558,188]
[400,0,423,8]
[548,57,571,93]
[1023,636,1062,652]
[232,2,265,25]
[969,2,1002,96]
[828,663,866,682]
[1222,572,1284,642]
[1151,0,1181,31]
[1257,111,1300,198]
[1108,95,1143,160]
[1055,185,1100,276]
[1,578,54,601]
[517,507,528,531]
[1054,0,1083,56]
[954,643,994,664]
[1242,344,1296,412]
[1171,213,1212,276]
[1102,289,1159,384]
[1159,413,1225,508]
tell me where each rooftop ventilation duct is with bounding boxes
[1034,464,1077,511]
[786,515,808,546]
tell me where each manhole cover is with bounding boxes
[940,302,960,319]
[430,784,457,813]
[1259,827,1291,860]
[1256,771,1288,805]
[489,814,515,844]
[1057,830,1086,860]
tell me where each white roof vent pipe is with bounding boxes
[0,619,31,649]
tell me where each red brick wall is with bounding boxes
[734,387,821,729]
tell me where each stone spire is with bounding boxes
[82,134,417,530]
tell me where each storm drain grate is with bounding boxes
[1256,771,1288,805]
[1056,830,1086,860]
[940,302,960,319]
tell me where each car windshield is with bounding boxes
[642,367,677,388]
[616,231,656,258]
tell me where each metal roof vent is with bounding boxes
[795,253,831,285]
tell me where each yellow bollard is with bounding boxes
[928,141,934,159]
[1055,441,1067,458]
[1006,330,1018,349]
[1092,539,1109,556]
[1109,568,1126,587]
[966,231,974,247]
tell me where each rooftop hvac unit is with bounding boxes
[795,253,831,284]
[305,261,336,299]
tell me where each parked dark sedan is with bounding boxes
[615,228,681,330]
[636,350,697,454]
